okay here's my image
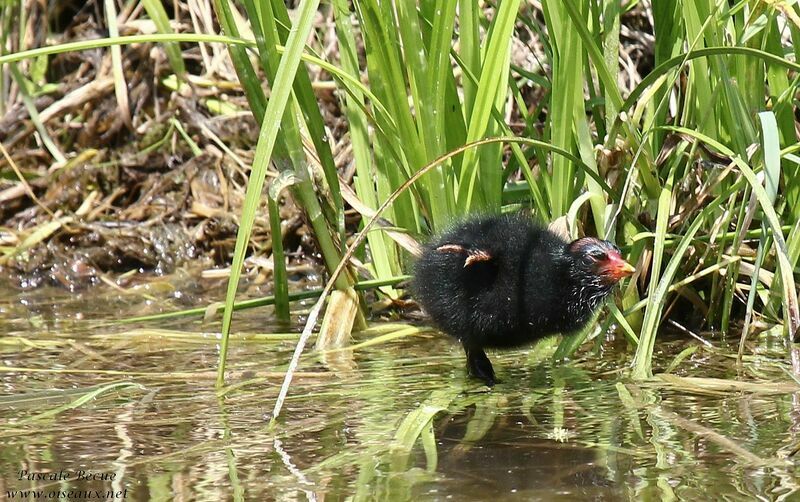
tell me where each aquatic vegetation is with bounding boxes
[3,1,800,497]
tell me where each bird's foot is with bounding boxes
[465,347,497,386]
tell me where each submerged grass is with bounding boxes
[2,277,798,498]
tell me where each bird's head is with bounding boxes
[567,237,635,285]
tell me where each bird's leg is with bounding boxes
[464,345,496,386]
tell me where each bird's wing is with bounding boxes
[435,244,493,268]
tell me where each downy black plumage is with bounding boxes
[412,212,635,385]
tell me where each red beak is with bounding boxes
[607,254,636,279]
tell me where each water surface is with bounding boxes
[1,278,798,500]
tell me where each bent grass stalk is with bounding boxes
[269,136,619,425]
[114,276,409,325]
[215,0,323,387]
[5,4,800,411]
[632,126,800,379]
[669,126,799,335]
[607,46,800,147]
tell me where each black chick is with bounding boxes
[412,212,635,386]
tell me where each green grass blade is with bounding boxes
[332,0,401,293]
[601,0,620,134]
[631,178,745,379]
[211,1,268,124]
[16,382,142,425]
[457,0,522,212]
[665,125,800,338]
[217,0,322,387]
[267,0,345,238]
[141,0,186,76]
[631,159,676,378]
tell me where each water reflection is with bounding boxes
[1,281,799,500]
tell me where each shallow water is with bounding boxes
[1,278,799,501]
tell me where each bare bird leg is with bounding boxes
[464,345,496,386]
